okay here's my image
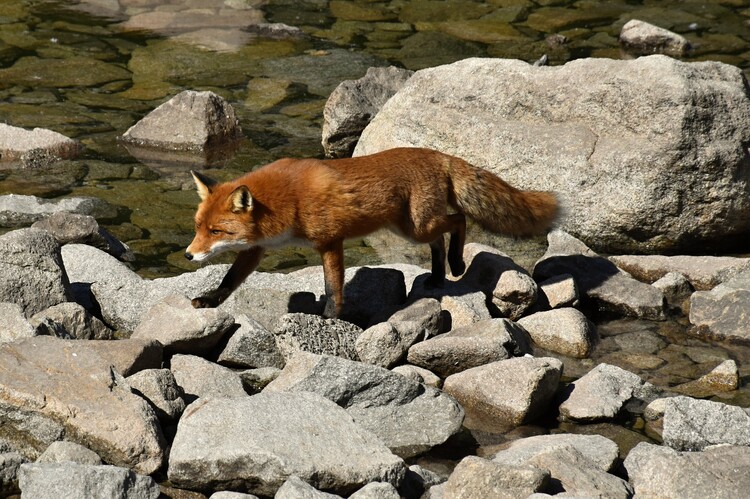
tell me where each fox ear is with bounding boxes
[229,185,253,213]
[191,170,218,201]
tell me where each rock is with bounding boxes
[238,367,281,393]
[688,268,750,342]
[32,212,133,261]
[74,338,163,377]
[672,360,739,398]
[559,363,644,422]
[354,56,750,253]
[609,254,750,290]
[0,123,80,164]
[131,295,235,354]
[120,90,242,152]
[170,354,247,402]
[340,266,407,326]
[492,434,620,472]
[0,337,165,474]
[406,319,528,377]
[265,352,463,458]
[533,230,666,320]
[322,66,413,158]
[168,393,406,496]
[537,274,579,309]
[652,272,694,310]
[0,453,26,496]
[0,228,71,317]
[210,492,260,499]
[619,19,690,57]
[391,365,441,388]
[217,314,285,369]
[37,441,102,466]
[0,302,39,343]
[126,368,186,422]
[624,442,750,498]
[517,308,597,359]
[440,292,492,329]
[443,357,562,432]
[442,456,548,499]
[0,194,123,228]
[356,322,402,368]
[30,302,113,340]
[273,313,362,362]
[18,462,160,499]
[349,481,400,499]
[275,475,342,498]
[662,396,750,451]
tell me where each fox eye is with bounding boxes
[210,229,222,235]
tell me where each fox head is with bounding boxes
[185,170,255,262]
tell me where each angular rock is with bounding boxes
[662,396,750,451]
[18,462,160,499]
[355,56,750,253]
[388,298,444,341]
[440,292,491,329]
[0,194,122,228]
[0,123,80,164]
[30,302,113,340]
[442,456,548,499]
[75,338,163,377]
[443,357,562,432]
[0,452,26,496]
[37,441,102,466]
[32,212,133,261]
[624,442,750,498]
[391,365,441,388]
[0,302,38,343]
[533,230,666,320]
[609,254,750,290]
[672,359,739,398]
[121,90,242,152]
[265,352,463,458]
[406,319,528,377]
[168,393,406,496]
[517,308,597,359]
[492,434,620,472]
[126,368,186,422]
[238,367,281,393]
[0,228,71,317]
[537,273,579,309]
[276,475,341,498]
[652,271,693,310]
[322,66,413,158]
[559,363,644,422]
[356,322,402,368]
[340,266,407,326]
[218,314,285,369]
[273,313,362,361]
[689,268,750,342]
[619,19,690,57]
[131,295,235,354]
[0,337,165,474]
[170,354,247,402]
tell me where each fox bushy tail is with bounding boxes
[450,158,559,237]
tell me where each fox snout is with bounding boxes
[185,251,194,261]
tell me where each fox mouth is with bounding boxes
[185,240,252,261]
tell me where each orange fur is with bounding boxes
[186,147,559,317]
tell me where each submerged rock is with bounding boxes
[0,123,80,164]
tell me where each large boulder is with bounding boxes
[354,56,750,253]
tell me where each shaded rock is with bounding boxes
[126,368,186,422]
[168,393,406,496]
[0,194,123,228]
[559,363,644,422]
[662,396,750,451]
[37,441,102,466]
[18,462,160,499]
[0,302,38,343]
[443,357,562,432]
[265,352,463,458]
[652,272,693,310]
[672,359,739,398]
[533,230,666,320]
[619,19,690,57]
[322,66,413,158]
[406,319,527,377]
[238,367,281,393]
[349,481,400,498]
[340,266,407,326]
[273,313,362,362]
[120,90,242,152]
[624,442,750,499]
[32,212,133,261]
[217,314,285,369]
[492,434,620,472]
[518,308,597,359]
[688,268,750,342]
[0,337,165,474]
[0,452,26,496]
[355,56,750,253]
[442,456,548,499]
[0,123,80,164]
[276,475,342,498]
[537,273,579,309]
[609,254,750,290]
[30,302,113,340]
[0,228,71,317]
[170,354,247,402]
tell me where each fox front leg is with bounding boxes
[319,241,344,319]
[191,247,265,308]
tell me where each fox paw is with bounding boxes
[423,274,445,289]
[191,296,218,308]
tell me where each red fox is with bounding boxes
[186,147,558,318]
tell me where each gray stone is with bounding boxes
[238,367,281,393]
[19,462,160,499]
[121,90,242,152]
[322,66,413,158]
[619,19,690,57]
[265,352,463,458]
[0,123,80,164]
[443,456,548,499]
[0,228,71,318]
[689,268,750,342]
[0,302,38,343]
[533,230,666,320]
[609,254,750,290]
[672,359,739,398]
[168,393,406,496]
[170,354,247,402]
[356,322,402,368]
[537,273,579,309]
[126,368,186,422]
[662,396,750,451]
[492,434,620,472]
[72,338,163,377]
[443,357,562,432]
[30,302,113,340]
[559,363,644,422]
[37,441,102,466]
[355,56,750,254]
[440,292,491,329]
[218,313,285,369]
[624,442,750,499]
[1,452,26,496]
[517,308,597,359]
[340,266,407,326]
[32,212,133,261]
[273,313,362,361]
[652,271,694,310]
[0,194,122,228]
[132,295,234,354]
[388,297,444,341]
[276,475,342,498]
[348,481,400,499]
[391,365,441,388]
[209,492,260,499]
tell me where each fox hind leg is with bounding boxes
[447,213,466,277]
[424,236,446,288]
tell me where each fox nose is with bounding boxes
[185,252,193,261]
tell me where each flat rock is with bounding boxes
[443,357,562,432]
[168,393,406,496]
[217,314,285,369]
[0,337,165,474]
[37,441,102,466]
[619,19,690,57]
[492,433,620,472]
[0,123,80,163]
[32,212,133,261]
[30,302,113,340]
[537,274,579,309]
[0,194,123,228]
[688,268,750,342]
[170,354,247,402]
[442,456,548,499]
[672,359,739,398]
[662,396,750,451]
[273,313,362,361]
[265,352,463,458]
[517,308,597,359]
[609,254,750,290]
[0,302,38,343]
[559,363,644,422]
